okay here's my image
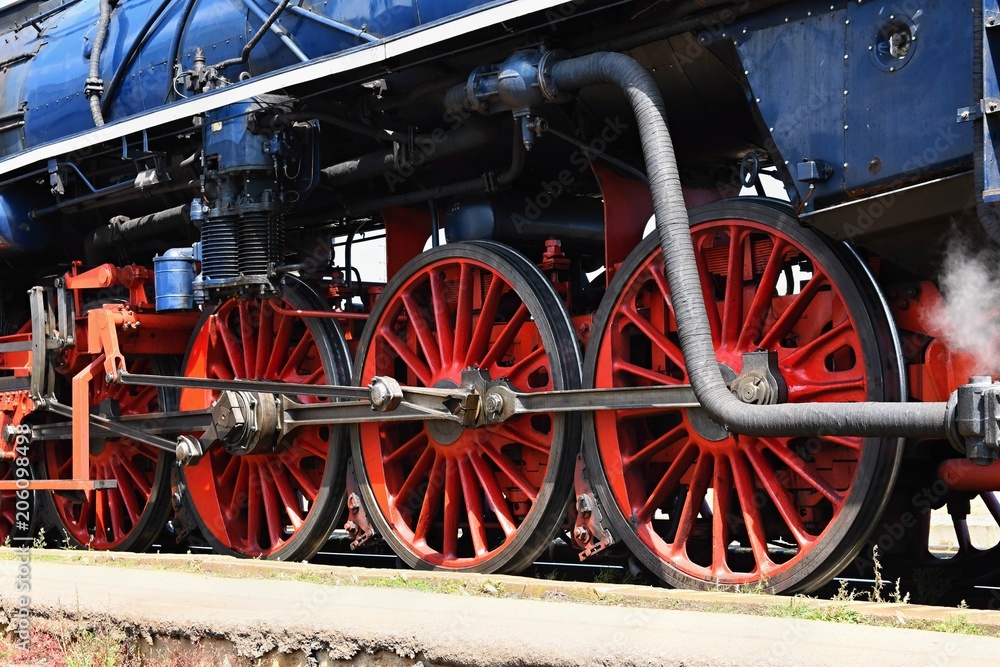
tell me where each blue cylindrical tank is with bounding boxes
[0,0,490,157]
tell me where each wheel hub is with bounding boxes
[212,390,280,455]
[427,380,463,445]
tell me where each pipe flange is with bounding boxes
[538,50,573,104]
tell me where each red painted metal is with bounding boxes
[382,206,433,278]
[592,219,870,584]
[44,359,164,548]
[591,162,652,284]
[939,458,1000,492]
[180,298,334,557]
[0,480,112,491]
[270,303,368,320]
[357,256,553,567]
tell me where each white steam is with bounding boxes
[925,234,1000,375]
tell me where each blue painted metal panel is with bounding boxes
[843,0,973,196]
[734,3,848,209]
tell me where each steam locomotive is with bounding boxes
[0,0,994,599]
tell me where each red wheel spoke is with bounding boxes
[106,483,127,541]
[466,274,505,367]
[721,227,746,345]
[730,451,774,573]
[384,430,429,466]
[822,435,862,451]
[394,442,436,510]
[481,304,530,370]
[229,460,250,518]
[378,325,432,386]
[469,449,517,537]
[443,458,461,559]
[758,274,827,349]
[639,442,698,523]
[282,454,319,502]
[668,452,712,554]
[612,359,679,386]
[482,443,538,501]
[788,375,866,402]
[503,347,549,391]
[493,420,550,455]
[258,463,285,549]
[694,235,723,344]
[429,269,454,365]
[272,464,305,530]
[620,305,686,371]
[278,330,316,381]
[402,292,442,373]
[245,463,262,551]
[116,453,153,498]
[758,438,843,504]
[238,302,258,378]
[110,459,142,525]
[712,455,734,576]
[625,423,687,468]
[254,301,275,380]
[215,316,247,378]
[453,264,475,359]
[458,457,488,557]
[782,320,855,367]
[414,454,445,543]
[264,310,294,378]
[738,238,787,349]
[743,442,814,547]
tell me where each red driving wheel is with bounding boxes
[177,279,351,559]
[351,241,580,572]
[583,201,902,593]
[39,358,173,550]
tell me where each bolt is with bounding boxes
[573,525,591,544]
[485,393,504,418]
[347,493,361,512]
[105,373,115,383]
[344,520,358,535]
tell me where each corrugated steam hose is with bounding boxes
[550,52,948,438]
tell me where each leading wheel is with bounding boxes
[351,241,581,573]
[583,201,903,594]
[177,279,351,559]
[38,358,174,551]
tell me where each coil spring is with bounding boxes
[201,213,239,280]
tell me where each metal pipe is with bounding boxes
[546,52,949,438]
[84,204,190,254]
[101,0,173,118]
[939,458,1000,492]
[86,0,114,127]
[212,0,293,71]
[320,119,498,187]
[341,119,525,217]
[261,0,378,43]
[241,0,308,63]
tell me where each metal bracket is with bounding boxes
[958,103,984,123]
[571,454,613,561]
[954,376,1000,464]
[344,460,378,550]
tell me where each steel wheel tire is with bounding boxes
[583,200,903,594]
[177,278,351,560]
[37,358,175,551]
[351,241,581,573]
